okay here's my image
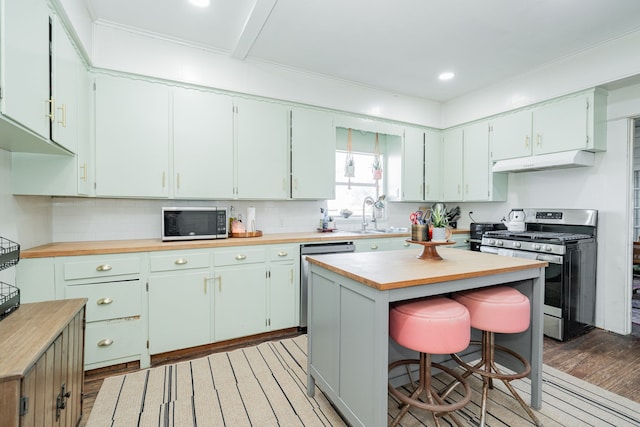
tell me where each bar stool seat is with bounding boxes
[388,297,472,427]
[450,286,542,427]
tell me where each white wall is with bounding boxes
[0,149,53,284]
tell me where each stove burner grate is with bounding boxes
[485,230,592,242]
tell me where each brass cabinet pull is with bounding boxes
[235,254,246,261]
[97,338,113,347]
[294,178,298,191]
[525,135,530,148]
[174,258,188,265]
[289,269,293,283]
[465,184,469,194]
[177,173,181,189]
[96,264,112,272]
[277,251,288,257]
[48,97,55,121]
[57,104,67,127]
[403,242,410,247]
[96,297,113,305]
[370,244,379,250]
[537,133,541,146]
[80,163,87,181]
[162,171,166,188]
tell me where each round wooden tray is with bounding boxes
[229,230,263,238]
[406,239,455,261]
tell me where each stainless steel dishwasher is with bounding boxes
[300,241,355,330]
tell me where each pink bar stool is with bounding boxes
[450,286,542,427]
[388,296,472,427]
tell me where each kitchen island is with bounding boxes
[305,247,547,427]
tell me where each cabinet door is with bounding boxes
[95,76,170,197]
[173,88,234,199]
[533,95,590,154]
[463,121,490,201]
[51,17,78,153]
[148,271,212,354]
[2,0,50,138]
[354,239,390,252]
[214,264,267,341]
[269,262,297,330]
[291,108,335,199]
[234,98,289,199]
[76,63,93,196]
[401,127,424,201]
[442,128,463,201]
[424,129,442,201]
[490,109,532,161]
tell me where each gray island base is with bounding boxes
[306,248,547,427]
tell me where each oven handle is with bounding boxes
[480,246,562,264]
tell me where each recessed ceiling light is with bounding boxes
[439,72,455,81]
[188,0,210,7]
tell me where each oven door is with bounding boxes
[480,246,565,339]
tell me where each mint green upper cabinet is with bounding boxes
[234,98,290,199]
[95,75,170,198]
[442,128,463,201]
[50,17,79,153]
[1,0,50,138]
[532,89,607,154]
[424,129,443,201]
[490,110,533,161]
[490,89,607,161]
[291,108,335,199]
[173,88,234,199]
[443,123,506,202]
[11,59,92,197]
[399,127,424,201]
[463,122,492,201]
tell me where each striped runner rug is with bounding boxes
[87,335,640,426]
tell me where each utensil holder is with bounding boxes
[411,224,429,242]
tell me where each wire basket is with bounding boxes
[0,282,20,320]
[0,237,20,271]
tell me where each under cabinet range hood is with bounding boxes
[492,150,595,173]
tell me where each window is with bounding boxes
[328,150,384,218]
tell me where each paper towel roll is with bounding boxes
[246,207,256,232]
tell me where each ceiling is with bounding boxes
[84,0,640,102]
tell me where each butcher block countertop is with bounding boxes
[19,229,469,258]
[306,247,547,291]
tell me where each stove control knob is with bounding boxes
[533,244,541,251]
[513,242,521,248]
[544,245,553,252]
[487,239,495,245]
[496,240,504,246]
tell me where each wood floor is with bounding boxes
[79,327,640,426]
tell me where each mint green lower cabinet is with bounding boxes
[56,253,147,369]
[148,271,212,354]
[451,233,471,250]
[214,263,267,341]
[354,238,390,252]
[269,262,296,329]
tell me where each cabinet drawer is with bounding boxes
[268,246,296,262]
[85,318,141,366]
[65,280,141,322]
[214,248,265,266]
[63,256,142,281]
[150,252,210,272]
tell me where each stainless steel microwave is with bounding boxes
[162,207,228,241]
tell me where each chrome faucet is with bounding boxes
[361,195,386,231]
[362,196,375,231]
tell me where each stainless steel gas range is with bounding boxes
[480,208,597,341]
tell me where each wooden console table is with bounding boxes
[0,299,86,427]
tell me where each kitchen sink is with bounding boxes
[350,228,408,235]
